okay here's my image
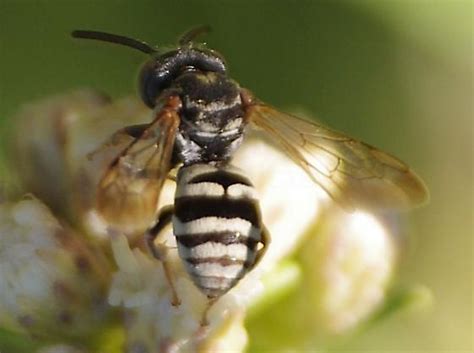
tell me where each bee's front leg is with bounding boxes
[145,205,181,306]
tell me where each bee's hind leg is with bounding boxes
[190,296,219,343]
[199,296,219,327]
[145,205,181,306]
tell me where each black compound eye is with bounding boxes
[138,60,163,108]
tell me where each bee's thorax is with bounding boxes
[171,71,246,165]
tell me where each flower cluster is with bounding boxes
[0,91,415,353]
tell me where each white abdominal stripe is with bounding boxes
[178,241,256,267]
[179,242,256,296]
[175,232,258,296]
[175,180,257,200]
[173,217,260,248]
[185,246,256,275]
[192,275,240,298]
[175,182,225,198]
[189,263,247,280]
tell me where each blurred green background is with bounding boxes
[0,0,472,352]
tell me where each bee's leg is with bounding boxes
[200,297,219,327]
[166,174,177,182]
[254,225,271,267]
[145,205,181,306]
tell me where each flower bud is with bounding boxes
[0,196,112,340]
[9,90,111,218]
[301,206,398,334]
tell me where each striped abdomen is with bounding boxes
[173,163,262,298]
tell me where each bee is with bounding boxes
[72,26,428,325]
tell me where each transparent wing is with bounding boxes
[247,103,429,211]
[96,110,179,229]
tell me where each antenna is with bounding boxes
[178,25,212,46]
[71,30,157,54]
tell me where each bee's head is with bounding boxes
[71,26,227,108]
[139,47,226,108]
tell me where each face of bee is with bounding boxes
[138,48,227,108]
